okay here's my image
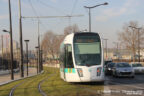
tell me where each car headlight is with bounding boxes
[108,68,111,70]
[77,68,83,77]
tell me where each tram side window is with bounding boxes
[59,48,65,68]
[65,45,74,68]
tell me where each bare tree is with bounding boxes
[41,24,79,64]
[41,31,55,59]
[64,24,79,35]
[41,31,63,63]
[118,21,144,62]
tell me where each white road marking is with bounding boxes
[109,81,144,89]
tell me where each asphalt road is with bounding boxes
[104,74,144,96]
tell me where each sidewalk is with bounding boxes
[0,67,37,85]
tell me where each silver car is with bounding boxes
[112,62,135,78]
[131,63,144,74]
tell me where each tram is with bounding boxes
[59,32,104,82]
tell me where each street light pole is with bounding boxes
[38,21,41,73]
[1,35,4,70]
[129,26,142,62]
[8,0,14,80]
[24,40,29,76]
[103,39,108,59]
[18,0,24,77]
[35,46,39,74]
[88,8,91,32]
[113,42,119,60]
[84,2,108,32]
[138,29,140,62]
[41,50,43,70]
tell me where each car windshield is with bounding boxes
[105,61,112,66]
[116,63,131,68]
[132,64,143,67]
[108,63,115,68]
[74,33,101,66]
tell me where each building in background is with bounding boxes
[0,40,19,70]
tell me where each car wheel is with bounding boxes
[113,72,117,78]
[112,73,115,77]
[115,74,118,78]
[114,75,118,78]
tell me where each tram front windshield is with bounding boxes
[74,33,101,66]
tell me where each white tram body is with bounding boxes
[59,32,104,82]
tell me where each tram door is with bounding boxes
[64,44,74,79]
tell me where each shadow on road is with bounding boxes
[105,74,144,86]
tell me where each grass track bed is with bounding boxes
[41,69,104,96]
[0,67,104,96]
[13,68,52,96]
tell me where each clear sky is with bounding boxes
[0,0,144,50]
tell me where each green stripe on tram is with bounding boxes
[64,68,76,73]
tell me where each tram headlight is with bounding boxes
[77,68,83,77]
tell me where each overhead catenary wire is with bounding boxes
[22,15,84,19]
[22,15,84,27]
[71,0,78,15]
[27,0,84,28]
[28,0,43,72]
[36,0,67,15]
[70,0,78,26]
[28,0,39,18]
[26,0,84,33]
[27,0,66,31]
[28,0,48,30]
[27,0,48,31]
